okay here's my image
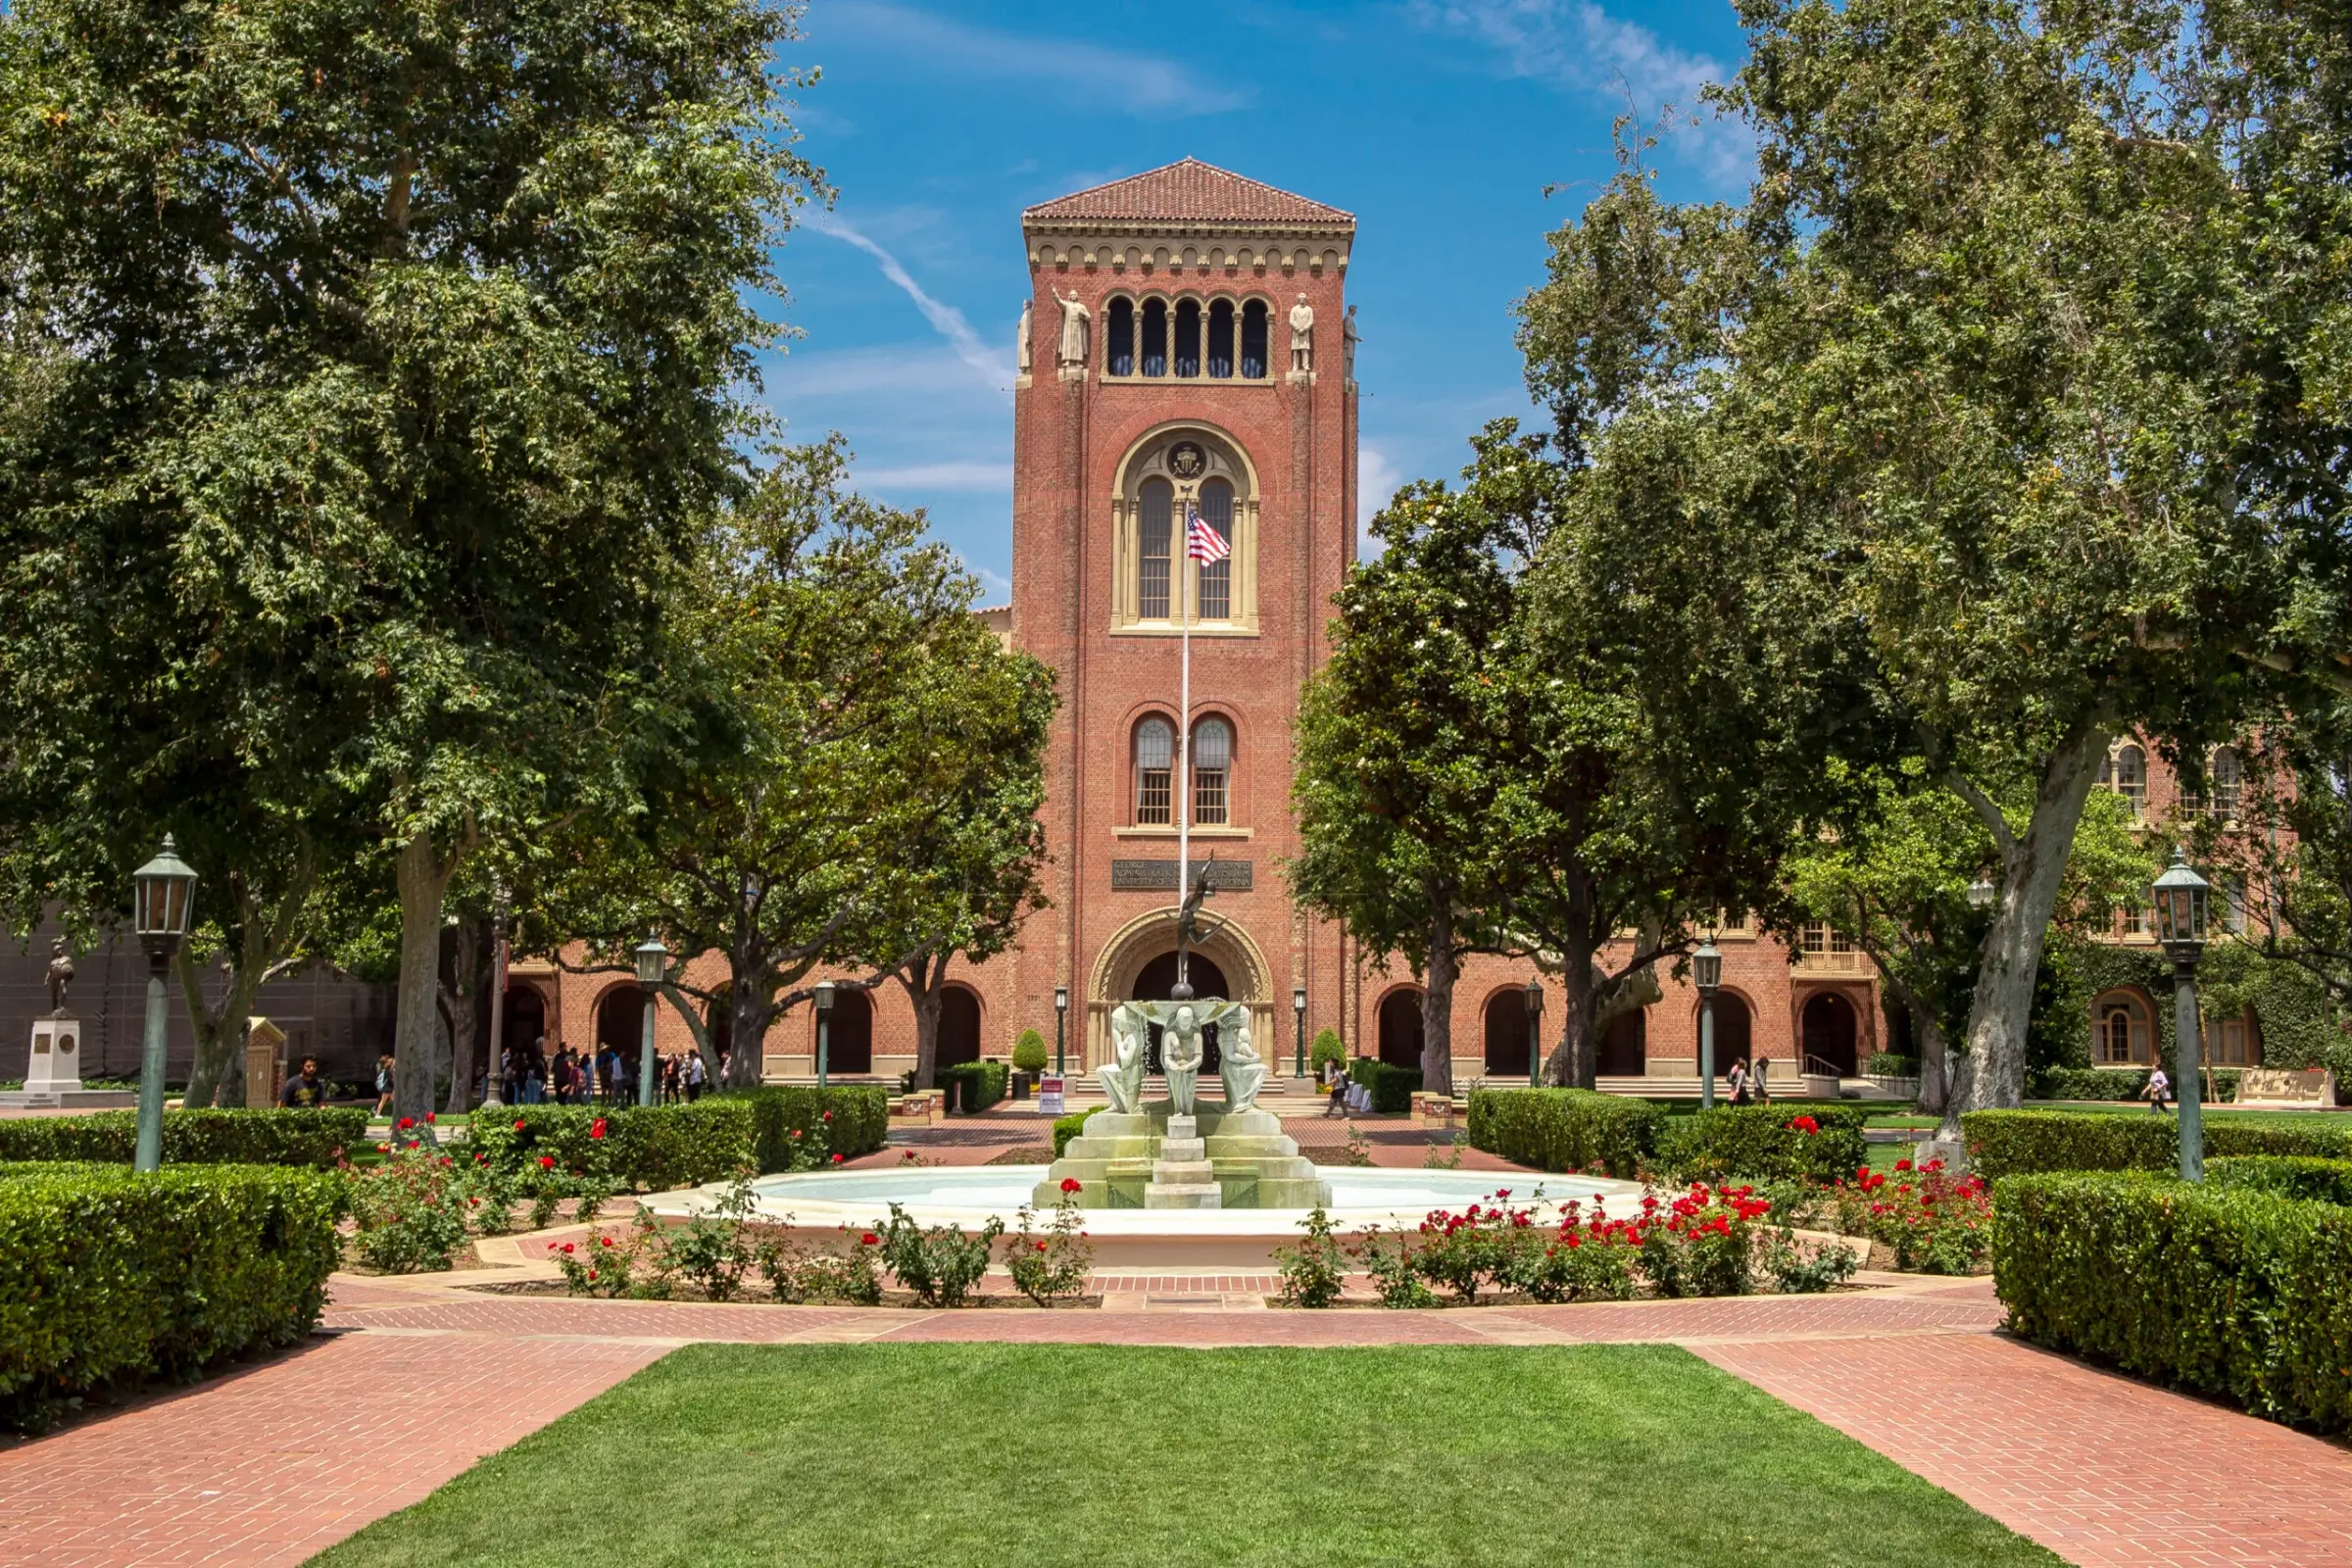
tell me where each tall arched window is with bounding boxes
[2210,747,2242,819]
[1174,299,1201,377]
[1141,298,1168,377]
[1193,717,1232,825]
[1207,300,1235,377]
[1105,298,1135,376]
[1196,478,1233,618]
[1138,478,1172,619]
[2100,743,2147,817]
[1135,718,1173,825]
[2096,993,2150,1064]
[1241,300,1269,378]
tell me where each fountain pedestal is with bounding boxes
[1143,1113,1221,1208]
[1037,1102,1332,1210]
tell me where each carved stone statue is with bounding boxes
[1289,294,1314,372]
[1097,1004,1147,1114]
[1055,289,1091,368]
[1343,305,1359,379]
[1016,298,1033,373]
[1169,866,1216,1000]
[1160,1004,1205,1116]
[1217,1005,1266,1112]
[45,937,73,1013]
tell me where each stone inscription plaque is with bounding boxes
[1110,858,1252,892]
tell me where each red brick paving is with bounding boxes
[10,1266,2347,1566]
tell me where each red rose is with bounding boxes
[397,1116,415,1130]
[1060,1177,1083,1193]
[860,1233,880,1246]
[561,1242,575,1254]
[514,1118,526,1131]
[375,1143,390,1153]
[1035,1241,1049,1251]
[539,1154,556,1170]
[425,1112,436,1124]
[1894,1157,1914,1172]
[831,1152,844,1164]
[821,1110,833,1121]
[600,1236,613,1247]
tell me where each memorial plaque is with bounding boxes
[1109,858,1252,892]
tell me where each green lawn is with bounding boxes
[312,1345,2055,1568]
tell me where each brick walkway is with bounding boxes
[9,1267,2348,1566]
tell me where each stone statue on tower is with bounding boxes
[1289,294,1314,372]
[1055,290,1091,368]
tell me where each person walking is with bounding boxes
[2146,1064,2173,1113]
[372,1053,396,1116]
[281,1055,330,1109]
[685,1051,707,1102]
[1752,1054,1772,1104]
[1728,1057,1750,1106]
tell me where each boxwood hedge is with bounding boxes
[1963,1110,2352,1180]
[0,1107,368,1168]
[1348,1058,1421,1114]
[1660,1103,1872,1186]
[1464,1089,1662,1179]
[1994,1171,2352,1433]
[481,1089,888,1189]
[938,1061,1010,1113]
[748,1085,888,1168]
[2207,1154,2352,1206]
[0,1163,342,1432]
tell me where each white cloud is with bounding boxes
[852,460,1012,492]
[809,213,1013,394]
[1415,1,1752,178]
[817,3,1248,117]
[771,342,995,400]
[1358,443,1405,534]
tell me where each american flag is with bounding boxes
[1185,503,1230,564]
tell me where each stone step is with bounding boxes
[1142,1182,1221,1209]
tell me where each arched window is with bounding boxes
[1378,989,1424,1068]
[2100,743,2147,816]
[1241,300,1269,378]
[1193,717,1232,825]
[1207,300,1235,377]
[1138,477,1172,619]
[1105,298,1135,376]
[1135,717,1174,825]
[1141,298,1168,377]
[2209,1008,2259,1065]
[1196,478,1233,618]
[1174,299,1201,377]
[2096,993,2150,1065]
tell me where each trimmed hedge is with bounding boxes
[1963,1109,2352,1180]
[2208,1155,2352,1206]
[2028,1066,2245,1103]
[1662,1103,1872,1185]
[938,1060,1010,1113]
[0,1163,342,1432]
[1866,1053,1919,1078]
[1464,1089,1663,1179]
[1348,1057,1421,1113]
[1053,1105,1103,1158]
[747,1086,888,1169]
[1994,1172,2352,1433]
[0,1107,368,1168]
[490,1101,754,1189]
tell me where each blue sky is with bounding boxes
[763,1,1756,601]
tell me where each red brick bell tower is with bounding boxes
[1007,159,1358,1072]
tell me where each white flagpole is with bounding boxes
[1177,494,1192,993]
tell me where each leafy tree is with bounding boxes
[0,0,819,1126]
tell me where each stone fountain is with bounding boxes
[1034,998,1331,1210]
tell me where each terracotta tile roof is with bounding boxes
[1023,159,1352,229]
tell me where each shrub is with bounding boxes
[1274,1205,1348,1308]
[938,1061,1010,1114]
[1505,1205,1642,1303]
[1011,1029,1049,1074]
[345,1144,474,1272]
[1464,1089,1662,1179]
[1409,1193,1533,1303]
[1761,1229,1861,1294]
[1994,1172,2352,1433]
[1866,1053,1919,1078]
[1309,1028,1348,1079]
[1963,1109,2352,1179]
[2207,1155,2352,1206]
[746,1086,888,1170]
[878,1201,1003,1306]
[0,1163,341,1432]
[1826,1158,1993,1273]
[752,1222,885,1304]
[481,1101,755,1191]
[1004,1181,1093,1304]
[1346,1057,1421,1113]
[0,1107,368,1168]
[2028,1066,2246,1102]
[1662,1104,1872,1186]
[1052,1106,1102,1158]
[1352,1221,1436,1308]
[1635,1184,1770,1298]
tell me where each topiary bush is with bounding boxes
[1347,1057,1420,1113]
[1994,1171,2352,1433]
[745,1086,888,1170]
[1052,1106,1102,1158]
[0,1107,368,1168]
[939,1060,1010,1113]
[2206,1155,2352,1206]
[1963,1109,2352,1179]
[0,1163,343,1432]
[1661,1104,1871,1185]
[1463,1089,1663,1179]
[1309,1028,1347,1079]
[1011,1029,1049,1074]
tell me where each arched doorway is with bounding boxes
[1711,993,1754,1076]
[824,989,874,1075]
[595,987,643,1056]
[1378,989,1425,1068]
[1800,992,1859,1076]
[1598,1007,1646,1076]
[938,985,982,1068]
[502,985,547,1058]
[1483,988,1531,1077]
[1130,951,1232,1002]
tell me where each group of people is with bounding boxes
[1723,1055,1773,1105]
[359,1040,715,1109]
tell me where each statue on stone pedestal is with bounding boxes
[1161,1004,1205,1116]
[1098,1004,1147,1114]
[1054,290,1091,368]
[1218,1005,1266,1112]
[46,937,73,1014]
[1016,298,1033,374]
[1343,305,1359,379]
[1289,294,1314,372]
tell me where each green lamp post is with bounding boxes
[131,836,199,1172]
[815,980,835,1090]
[634,936,667,1107]
[2152,847,2210,1182]
[1525,978,1544,1089]
[1693,937,1723,1110]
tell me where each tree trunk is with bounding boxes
[659,986,720,1084]
[1912,996,1950,1116]
[903,951,949,1089]
[440,913,484,1115]
[1420,899,1457,1095]
[1541,917,1600,1089]
[723,942,773,1092]
[1938,725,2109,1140]
[393,825,459,1128]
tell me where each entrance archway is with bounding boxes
[1130,951,1232,1002]
[1483,988,1531,1077]
[1800,992,1858,1076]
[502,985,547,1057]
[594,987,643,1055]
[938,985,982,1068]
[1711,993,1753,1076]
[1378,989,1425,1068]
[824,989,874,1075]
[1598,1008,1646,1076]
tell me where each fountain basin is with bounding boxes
[644,1166,1645,1271]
